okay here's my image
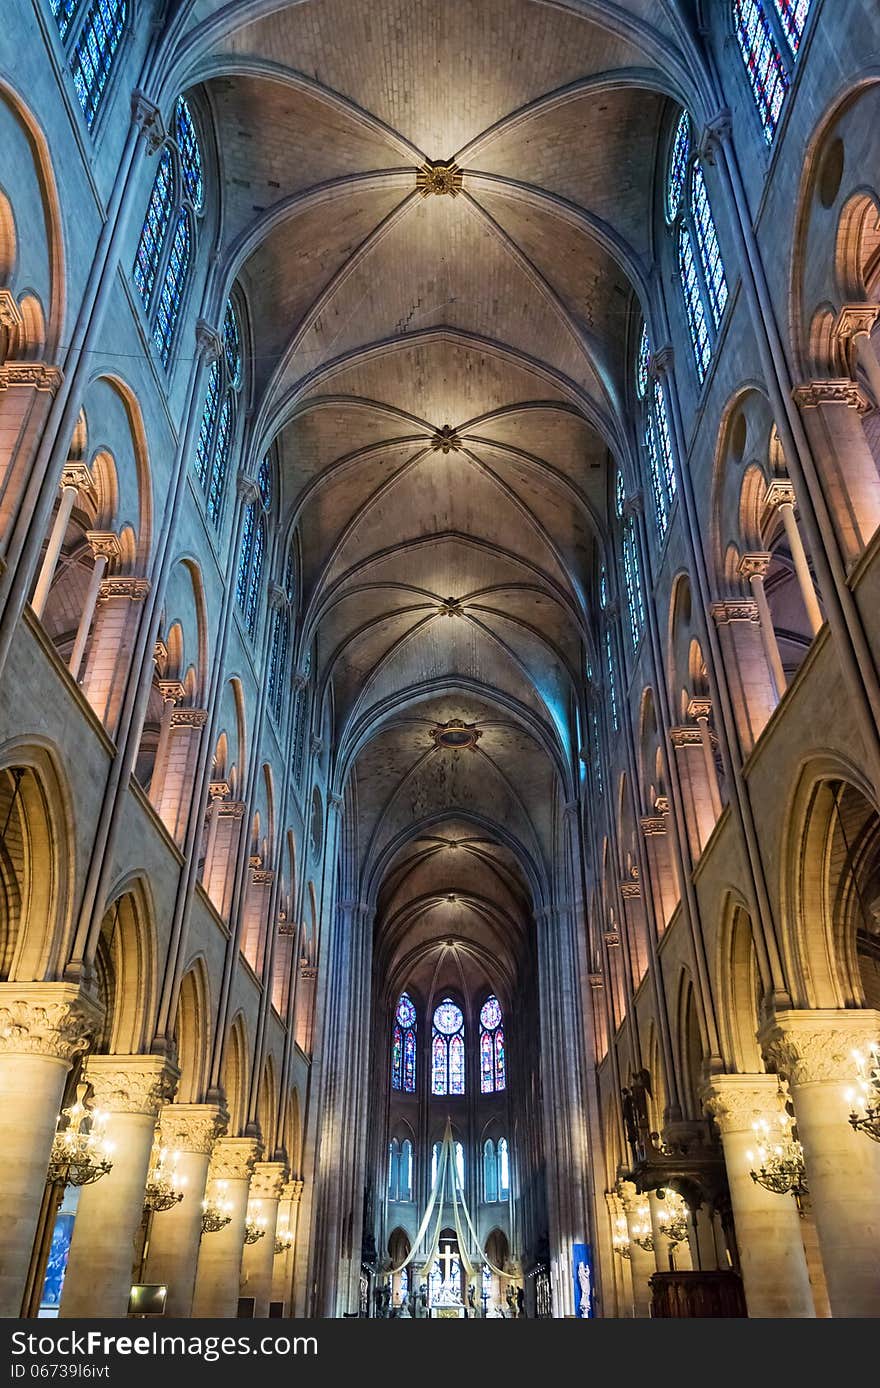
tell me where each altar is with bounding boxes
[431,1305,466,1319]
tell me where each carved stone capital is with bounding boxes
[60,463,94,494]
[669,726,703,749]
[97,576,151,603]
[687,696,713,721]
[250,1161,287,1203]
[710,599,760,625]
[654,795,670,814]
[834,304,880,342]
[209,1136,263,1182]
[170,706,208,729]
[764,478,797,511]
[416,160,462,197]
[603,930,621,948]
[649,345,674,379]
[310,735,324,757]
[153,639,168,668]
[0,984,101,1062]
[157,679,186,704]
[158,1102,227,1155]
[83,1054,179,1116]
[86,530,122,564]
[299,965,318,982]
[286,1178,304,1204]
[194,319,222,366]
[131,90,165,153]
[208,780,231,801]
[0,363,63,392]
[602,600,620,624]
[759,1008,880,1087]
[738,551,771,581]
[588,973,603,989]
[252,868,275,886]
[793,379,872,413]
[620,881,641,899]
[623,490,644,519]
[237,471,260,506]
[217,800,246,821]
[701,1073,785,1135]
[640,816,666,836]
[267,582,286,611]
[0,288,23,329]
[697,109,732,165]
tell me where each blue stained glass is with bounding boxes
[245,520,265,635]
[223,301,242,386]
[636,322,650,399]
[652,381,677,505]
[153,208,190,366]
[484,1140,498,1201]
[605,627,619,732]
[645,412,669,539]
[480,995,504,1093]
[258,456,272,510]
[132,149,173,308]
[617,474,644,649]
[449,1034,465,1095]
[599,563,608,610]
[397,993,416,1028]
[434,1000,463,1035]
[70,0,127,130]
[284,546,296,603]
[691,163,728,330]
[195,363,220,487]
[481,1030,494,1094]
[591,701,603,795]
[235,504,255,610]
[268,609,290,719]
[495,1028,506,1091]
[391,1025,403,1090]
[773,0,811,55]
[480,996,501,1030]
[50,0,82,44]
[734,0,789,144]
[679,224,711,383]
[666,109,691,222]
[432,1033,447,1096]
[432,998,464,1096]
[403,1028,416,1093]
[175,96,204,211]
[206,395,233,525]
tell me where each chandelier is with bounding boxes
[630,1203,654,1253]
[46,1083,113,1188]
[847,1044,880,1143]
[611,1215,631,1260]
[655,1190,689,1247]
[201,1180,234,1235]
[144,1143,186,1213]
[274,1224,293,1256]
[747,1109,808,1210]
[244,1201,268,1245]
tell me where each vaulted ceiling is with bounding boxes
[170,0,698,974]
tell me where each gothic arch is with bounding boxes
[0,740,72,982]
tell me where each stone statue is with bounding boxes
[621,1087,639,1162]
[506,1283,518,1317]
[577,1260,592,1318]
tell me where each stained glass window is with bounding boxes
[666,109,691,222]
[268,610,290,720]
[599,563,608,611]
[392,992,417,1093]
[387,1139,399,1199]
[679,225,711,383]
[284,545,296,604]
[235,504,255,611]
[734,0,789,144]
[50,0,82,41]
[479,995,505,1094]
[195,364,220,488]
[243,520,264,636]
[132,148,173,308]
[636,322,650,400]
[652,381,676,506]
[400,1139,413,1201]
[195,298,242,527]
[772,0,811,54]
[258,456,272,510]
[484,1140,498,1202]
[175,96,204,211]
[70,0,127,129]
[645,413,668,539]
[498,1137,509,1197]
[431,998,465,1096]
[224,300,242,386]
[206,395,232,525]
[616,473,644,649]
[605,627,619,733]
[691,164,728,330]
[153,209,191,366]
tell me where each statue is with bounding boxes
[505,1283,518,1318]
[621,1087,639,1163]
[467,1283,476,1314]
[516,1286,524,1318]
[373,1284,384,1319]
[398,1290,411,1318]
[418,1282,428,1319]
[577,1260,592,1318]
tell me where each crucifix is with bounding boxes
[438,1240,458,1287]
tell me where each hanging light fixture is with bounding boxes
[274,1223,293,1256]
[46,1082,113,1188]
[244,1200,268,1245]
[654,1190,689,1247]
[201,1180,233,1235]
[746,1108,808,1211]
[612,1215,631,1260]
[847,1044,880,1143]
[630,1202,654,1253]
[143,1143,186,1213]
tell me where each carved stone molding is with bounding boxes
[653,795,670,814]
[793,380,872,413]
[603,930,621,948]
[267,582,286,611]
[86,531,122,564]
[131,90,165,153]
[286,1179,304,1204]
[710,599,760,625]
[640,816,666,836]
[157,679,186,704]
[83,1054,179,1116]
[170,707,208,729]
[588,973,604,990]
[620,882,641,899]
[250,1161,287,1202]
[153,639,168,667]
[701,1073,785,1135]
[687,696,713,721]
[697,109,732,165]
[60,463,94,494]
[97,577,150,603]
[0,984,101,1062]
[430,424,461,452]
[0,288,23,329]
[649,345,674,379]
[738,552,771,581]
[299,965,318,982]
[252,868,275,886]
[237,471,260,506]
[416,160,462,197]
[623,490,644,519]
[310,735,324,757]
[0,363,63,392]
[764,478,797,511]
[195,318,222,366]
[209,1136,263,1183]
[834,304,880,341]
[669,726,703,749]
[158,1103,227,1155]
[217,800,247,820]
[760,1008,880,1087]
[208,780,231,800]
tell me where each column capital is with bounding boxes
[640,815,666,836]
[86,530,122,564]
[60,462,94,494]
[83,1054,179,1116]
[250,1161,287,1202]
[209,1136,263,1182]
[285,1178,304,1204]
[764,477,797,511]
[0,983,100,1062]
[792,379,872,413]
[587,972,603,989]
[131,90,165,153]
[710,598,760,625]
[603,929,621,948]
[157,678,186,704]
[208,779,231,800]
[619,881,641,899]
[738,551,771,581]
[97,576,150,603]
[833,303,880,342]
[759,1008,880,1086]
[237,471,260,506]
[669,725,703,749]
[701,1072,785,1134]
[622,490,644,519]
[686,696,713,721]
[217,800,247,820]
[649,344,674,379]
[0,362,63,393]
[267,582,286,611]
[0,288,23,330]
[653,794,670,814]
[158,1102,227,1155]
[194,319,222,366]
[697,109,732,164]
[170,706,208,729]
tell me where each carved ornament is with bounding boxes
[0,984,101,1061]
[793,380,872,413]
[416,161,462,197]
[208,1136,263,1183]
[0,363,63,393]
[710,599,760,625]
[83,1054,179,1116]
[159,1103,227,1155]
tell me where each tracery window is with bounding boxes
[604,626,619,734]
[387,1139,399,1199]
[665,108,690,223]
[691,164,728,330]
[498,1137,509,1198]
[616,472,644,650]
[586,660,604,797]
[679,226,712,383]
[479,995,506,1094]
[50,0,82,42]
[665,110,728,385]
[483,1137,510,1202]
[268,536,296,723]
[235,456,270,639]
[399,1139,413,1201]
[49,0,128,129]
[431,1140,464,1188]
[392,992,417,1094]
[733,0,790,143]
[772,0,811,54]
[132,94,204,368]
[194,296,243,526]
[431,999,465,1097]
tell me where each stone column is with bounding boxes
[241,1162,286,1316]
[639,813,677,933]
[834,305,880,411]
[739,554,786,700]
[79,576,151,734]
[669,727,717,856]
[0,984,97,1316]
[192,1137,261,1318]
[764,480,823,638]
[710,599,776,751]
[793,381,880,563]
[69,532,121,680]
[270,1179,302,1314]
[687,697,723,820]
[151,705,208,844]
[142,1104,226,1317]
[762,1009,880,1317]
[31,465,92,618]
[703,1074,814,1317]
[618,1181,656,1318]
[59,1056,178,1318]
[202,800,246,922]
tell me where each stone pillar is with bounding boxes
[793,381,880,563]
[739,554,787,700]
[202,800,246,921]
[639,814,677,932]
[270,1179,302,1314]
[79,576,151,734]
[68,531,122,680]
[240,868,275,977]
[619,880,648,985]
[192,1137,261,1318]
[142,1104,226,1317]
[687,697,723,820]
[241,1162,286,1316]
[834,305,880,409]
[703,1074,815,1317]
[0,360,64,544]
[762,1009,880,1317]
[669,727,717,856]
[151,704,208,844]
[618,1181,655,1318]
[0,985,97,1316]
[31,465,92,618]
[764,480,824,637]
[710,599,776,751]
[59,1056,178,1318]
